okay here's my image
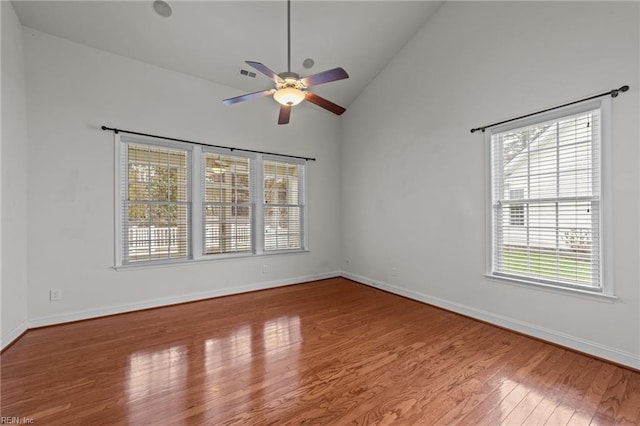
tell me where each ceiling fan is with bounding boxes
[222,0,349,125]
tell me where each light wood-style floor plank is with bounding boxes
[1,278,639,425]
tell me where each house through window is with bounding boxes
[508,189,525,226]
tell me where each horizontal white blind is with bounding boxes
[123,143,190,263]
[263,159,304,251]
[202,152,254,255]
[491,107,601,289]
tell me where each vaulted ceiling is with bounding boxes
[12,1,444,109]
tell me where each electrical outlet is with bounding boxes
[391,267,398,277]
[262,264,268,274]
[345,259,350,266]
[50,289,62,301]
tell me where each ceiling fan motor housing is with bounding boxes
[277,72,306,90]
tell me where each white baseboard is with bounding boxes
[6,271,333,334]
[1,320,29,351]
[28,271,341,329]
[341,271,640,370]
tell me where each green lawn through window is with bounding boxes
[502,248,593,284]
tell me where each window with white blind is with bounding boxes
[202,151,254,255]
[486,99,612,295]
[120,142,191,264]
[263,158,305,251]
[115,135,308,267]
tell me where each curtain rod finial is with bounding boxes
[611,85,629,98]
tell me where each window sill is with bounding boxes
[484,273,616,303]
[114,249,309,272]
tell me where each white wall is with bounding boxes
[22,29,342,324]
[1,1,30,346]
[341,1,640,367]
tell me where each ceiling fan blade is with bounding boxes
[278,105,292,125]
[305,92,346,115]
[301,67,349,87]
[223,89,275,105]
[245,61,284,83]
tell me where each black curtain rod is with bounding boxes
[101,126,316,161]
[470,85,629,134]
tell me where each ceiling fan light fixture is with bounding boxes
[273,87,305,106]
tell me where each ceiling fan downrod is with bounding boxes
[287,0,291,73]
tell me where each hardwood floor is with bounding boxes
[1,278,639,425]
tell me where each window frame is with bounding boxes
[115,134,193,267]
[114,134,309,269]
[198,147,257,260]
[484,98,614,299]
[262,155,308,253]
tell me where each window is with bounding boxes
[202,152,253,255]
[120,143,190,263]
[116,135,308,267]
[486,100,611,294]
[263,158,305,251]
